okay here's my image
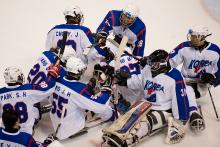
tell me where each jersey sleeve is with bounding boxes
[28,76,56,104]
[169,43,185,68]
[71,88,113,121]
[171,76,189,121]
[213,48,220,86]
[45,29,56,51]
[96,10,114,34]
[133,27,146,57]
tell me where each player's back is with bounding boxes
[46,24,95,64]
[0,83,54,134]
[50,77,112,140]
[27,51,66,85]
[0,127,38,147]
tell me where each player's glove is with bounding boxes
[200,72,217,85]
[96,30,108,47]
[102,65,115,77]
[114,69,131,86]
[48,64,61,79]
[43,134,57,145]
[103,47,115,62]
[139,56,150,68]
[190,111,205,133]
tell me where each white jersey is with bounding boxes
[0,79,55,134]
[50,77,113,140]
[118,54,144,104]
[46,24,106,64]
[169,41,220,86]
[127,66,190,121]
[0,128,39,147]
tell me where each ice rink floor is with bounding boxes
[0,0,220,147]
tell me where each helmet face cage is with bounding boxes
[148,50,169,76]
[4,67,25,85]
[120,12,136,27]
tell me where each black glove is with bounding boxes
[103,47,115,62]
[200,72,216,85]
[96,31,108,47]
[139,56,150,67]
[43,134,57,145]
[114,69,131,86]
[102,65,115,77]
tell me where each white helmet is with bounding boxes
[122,4,140,18]
[187,26,211,48]
[120,4,140,27]
[63,6,84,25]
[188,26,211,37]
[66,57,86,74]
[4,67,25,85]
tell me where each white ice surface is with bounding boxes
[0,0,220,147]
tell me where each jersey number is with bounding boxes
[27,63,46,84]
[51,93,68,118]
[57,39,77,51]
[3,102,28,123]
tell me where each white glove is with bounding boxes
[165,117,185,144]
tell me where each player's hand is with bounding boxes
[103,47,115,62]
[96,31,108,47]
[48,64,61,79]
[200,72,216,85]
[139,56,150,67]
[114,69,131,86]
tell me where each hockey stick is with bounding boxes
[53,31,68,138]
[112,36,128,119]
[123,50,141,62]
[83,42,100,55]
[207,88,219,121]
[69,119,110,139]
[54,105,67,138]
[56,31,68,65]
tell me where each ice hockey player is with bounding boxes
[169,26,220,98]
[96,4,146,57]
[49,57,116,140]
[0,64,60,134]
[27,48,66,123]
[45,6,114,65]
[102,49,190,146]
[0,109,56,147]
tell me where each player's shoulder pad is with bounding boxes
[42,51,56,63]
[165,68,184,83]
[169,41,190,58]
[130,17,146,35]
[207,43,220,55]
[59,78,87,93]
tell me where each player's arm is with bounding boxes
[72,86,114,121]
[45,28,56,51]
[133,27,146,57]
[81,28,114,62]
[96,10,114,35]
[171,78,189,121]
[169,42,186,68]
[29,64,60,103]
[213,52,220,86]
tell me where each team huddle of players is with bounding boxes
[0,4,220,147]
